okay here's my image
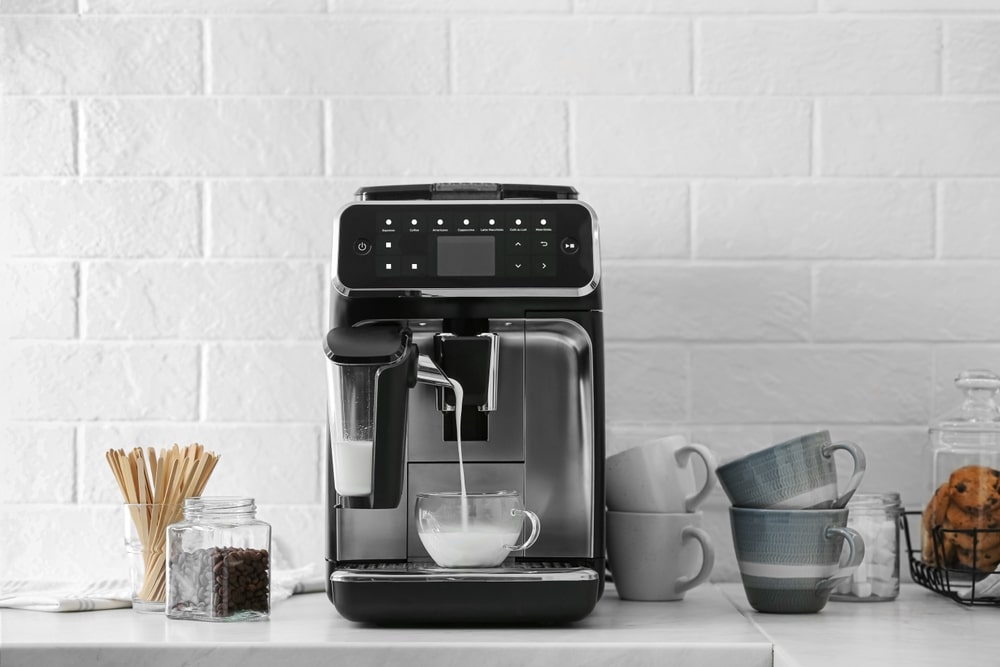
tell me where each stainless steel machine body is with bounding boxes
[324,183,605,624]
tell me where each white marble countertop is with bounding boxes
[1,584,993,667]
[720,583,1000,667]
[0,584,770,667]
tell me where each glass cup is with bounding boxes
[124,503,183,613]
[415,491,541,568]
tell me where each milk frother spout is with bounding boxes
[415,352,454,389]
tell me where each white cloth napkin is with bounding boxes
[0,564,326,613]
[0,580,132,612]
[957,564,1000,600]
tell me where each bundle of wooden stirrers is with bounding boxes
[106,443,220,603]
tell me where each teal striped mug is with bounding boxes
[716,431,866,509]
[730,507,865,613]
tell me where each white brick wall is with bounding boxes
[4,1,1000,584]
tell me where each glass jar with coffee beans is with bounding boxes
[166,497,271,622]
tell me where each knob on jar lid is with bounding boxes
[955,368,1000,392]
[931,369,1000,436]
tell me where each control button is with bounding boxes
[506,256,530,277]
[376,259,399,277]
[454,212,478,230]
[402,257,425,276]
[506,234,530,254]
[378,238,401,255]
[531,213,556,230]
[505,211,530,231]
[560,237,580,255]
[429,215,455,233]
[533,258,556,277]
[531,234,557,255]
[353,238,372,255]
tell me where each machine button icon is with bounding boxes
[533,259,556,277]
[506,256,530,277]
[560,237,579,255]
[533,235,557,255]
[353,238,372,255]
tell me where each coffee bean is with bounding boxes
[168,546,269,619]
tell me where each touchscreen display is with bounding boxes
[436,236,496,276]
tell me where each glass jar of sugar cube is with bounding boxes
[830,492,901,602]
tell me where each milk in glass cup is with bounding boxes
[416,491,541,568]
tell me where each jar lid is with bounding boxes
[847,492,902,510]
[930,369,1000,436]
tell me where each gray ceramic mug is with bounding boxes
[730,507,865,613]
[607,511,715,601]
[715,431,866,509]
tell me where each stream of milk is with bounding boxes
[450,378,468,530]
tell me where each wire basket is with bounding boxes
[901,510,1000,606]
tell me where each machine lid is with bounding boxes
[355,183,578,201]
[324,324,410,365]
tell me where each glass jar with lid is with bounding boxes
[928,369,1000,495]
[166,496,271,622]
[923,370,1000,573]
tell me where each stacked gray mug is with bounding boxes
[604,435,717,601]
[715,431,868,613]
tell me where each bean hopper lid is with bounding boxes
[930,369,1000,447]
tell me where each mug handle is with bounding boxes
[674,526,715,595]
[505,508,541,552]
[822,441,867,508]
[815,525,866,594]
[676,442,718,512]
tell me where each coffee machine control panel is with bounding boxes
[335,202,597,292]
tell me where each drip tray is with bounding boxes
[332,561,598,583]
[330,560,605,623]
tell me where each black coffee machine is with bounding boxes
[323,183,605,624]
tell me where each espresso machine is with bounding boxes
[323,183,605,624]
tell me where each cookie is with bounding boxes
[946,530,1000,571]
[947,465,1000,518]
[924,465,1000,571]
[923,482,955,566]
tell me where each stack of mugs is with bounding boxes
[716,431,868,613]
[605,435,717,601]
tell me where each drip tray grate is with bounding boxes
[332,561,598,583]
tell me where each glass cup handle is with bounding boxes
[823,441,867,508]
[504,508,541,552]
[816,525,866,593]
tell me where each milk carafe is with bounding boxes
[325,324,453,509]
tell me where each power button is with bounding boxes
[353,238,372,255]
